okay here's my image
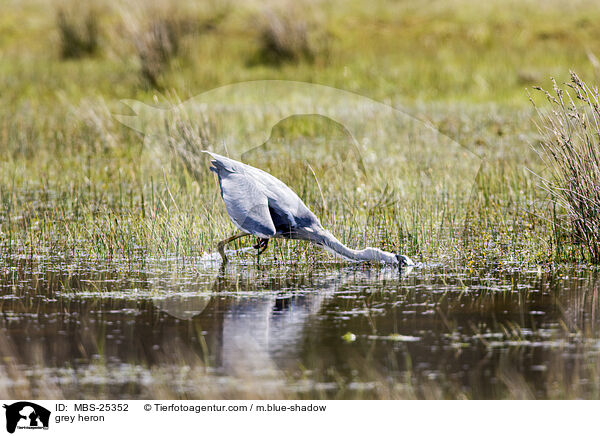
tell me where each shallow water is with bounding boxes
[1,253,599,399]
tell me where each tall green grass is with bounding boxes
[532,73,600,263]
[0,0,598,264]
[0,97,554,265]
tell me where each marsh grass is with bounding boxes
[0,98,555,265]
[0,0,598,265]
[253,7,327,65]
[134,18,180,88]
[532,72,600,263]
[257,10,312,64]
[56,7,100,59]
[121,1,228,88]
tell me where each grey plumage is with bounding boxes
[205,151,414,266]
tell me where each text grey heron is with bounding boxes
[205,151,414,267]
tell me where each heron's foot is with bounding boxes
[253,238,270,255]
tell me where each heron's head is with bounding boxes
[395,254,415,267]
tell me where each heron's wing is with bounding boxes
[220,172,277,238]
[207,152,276,238]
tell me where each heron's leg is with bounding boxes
[217,232,249,263]
[255,239,270,265]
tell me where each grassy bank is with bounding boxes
[1,0,599,264]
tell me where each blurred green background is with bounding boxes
[2,0,599,104]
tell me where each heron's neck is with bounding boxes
[317,230,396,263]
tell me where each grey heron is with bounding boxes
[205,151,414,267]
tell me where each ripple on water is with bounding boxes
[1,257,600,399]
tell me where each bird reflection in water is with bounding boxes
[151,265,413,377]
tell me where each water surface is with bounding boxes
[1,254,599,399]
